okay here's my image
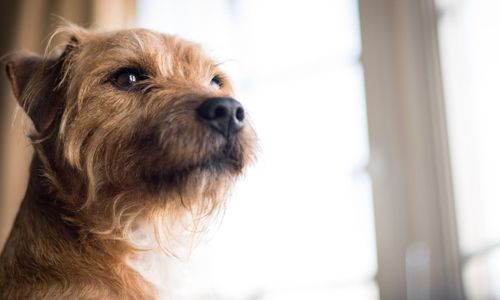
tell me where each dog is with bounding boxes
[0,24,255,299]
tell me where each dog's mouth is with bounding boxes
[142,145,243,187]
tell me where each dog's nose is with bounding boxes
[196,97,245,137]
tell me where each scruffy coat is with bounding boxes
[0,24,255,299]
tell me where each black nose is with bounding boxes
[196,97,245,137]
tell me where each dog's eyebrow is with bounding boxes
[109,64,147,75]
[95,54,155,77]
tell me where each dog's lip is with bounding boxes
[188,151,239,171]
[142,150,242,185]
[181,138,244,171]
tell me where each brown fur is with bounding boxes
[0,24,255,299]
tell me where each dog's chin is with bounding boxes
[142,150,243,190]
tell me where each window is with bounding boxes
[437,0,500,298]
[137,0,377,299]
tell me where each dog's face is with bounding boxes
[59,29,255,192]
[5,27,255,237]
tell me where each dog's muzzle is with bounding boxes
[196,97,245,137]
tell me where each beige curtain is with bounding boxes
[0,0,136,251]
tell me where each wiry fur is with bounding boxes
[0,25,255,299]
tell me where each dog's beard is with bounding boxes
[138,139,247,253]
[84,169,232,256]
[132,121,248,191]
[142,144,244,190]
[81,143,239,255]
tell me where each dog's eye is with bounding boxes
[111,68,147,90]
[210,75,223,89]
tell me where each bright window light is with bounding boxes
[437,0,500,298]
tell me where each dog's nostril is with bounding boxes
[235,107,245,122]
[197,97,245,137]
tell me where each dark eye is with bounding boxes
[210,75,223,89]
[111,67,147,90]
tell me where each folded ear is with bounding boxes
[5,52,40,99]
[4,50,66,132]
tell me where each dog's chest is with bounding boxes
[126,224,192,299]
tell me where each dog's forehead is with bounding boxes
[77,29,215,76]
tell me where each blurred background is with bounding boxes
[1,0,499,299]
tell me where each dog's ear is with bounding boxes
[4,41,75,132]
[5,52,44,101]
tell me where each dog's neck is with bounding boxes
[0,156,157,299]
[127,220,188,299]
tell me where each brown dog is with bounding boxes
[0,24,255,299]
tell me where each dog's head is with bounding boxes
[4,25,256,242]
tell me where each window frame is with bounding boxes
[358,0,464,299]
